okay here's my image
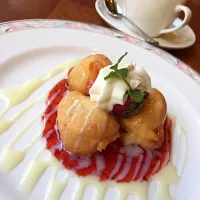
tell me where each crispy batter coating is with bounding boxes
[120,89,167,149]
[57,91,119,155]
[68,54,111,95]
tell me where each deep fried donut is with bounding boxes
[57,91,119,155]
[68,54,111,95]
[120,88,167,149]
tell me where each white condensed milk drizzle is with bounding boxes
[0,59,186,200]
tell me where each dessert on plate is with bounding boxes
[42,52,172,183]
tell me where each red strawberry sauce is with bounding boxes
[42,79,172,182]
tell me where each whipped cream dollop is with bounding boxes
[89,62,152,111]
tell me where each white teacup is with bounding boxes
[123,0,192,37]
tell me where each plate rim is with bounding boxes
[0,19,199,86]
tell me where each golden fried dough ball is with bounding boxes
[120,88,167,149]
[68,54,111,95]
[57,91,119,155]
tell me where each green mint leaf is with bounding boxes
[123,102,143,117]
[110,64,118,70]
[104,71,119,80]
[117,68,128,79]
[123,90,149,117]
[117,52,128,63]
[105,52,128,80]
[128,90,147,103]
[110,52,128,71]
[143,91,149,98]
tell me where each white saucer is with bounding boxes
[95,0,196,49]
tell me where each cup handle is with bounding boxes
[159,5,192,35]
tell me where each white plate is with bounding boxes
[95,0,196,49]
[0,19,200,200]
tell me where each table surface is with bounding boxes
[0,0,199,73]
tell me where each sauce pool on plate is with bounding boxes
[42,79,172,183]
